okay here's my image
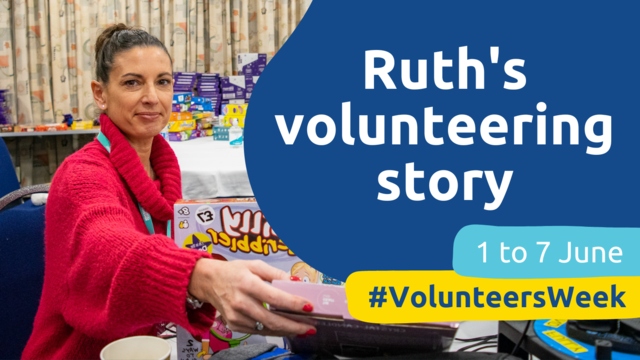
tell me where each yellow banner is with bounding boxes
[345,271,640,323]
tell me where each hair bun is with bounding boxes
[93,23,172,84]
[95,23,131,63]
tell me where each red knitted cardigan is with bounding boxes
[22,114,215,360]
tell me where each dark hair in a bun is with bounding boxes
[95,23,172,84]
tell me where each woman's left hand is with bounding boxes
[188,258,316,337]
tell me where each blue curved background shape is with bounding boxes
[245,0,640,281]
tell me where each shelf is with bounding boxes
[0,129,100,137]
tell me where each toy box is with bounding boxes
[70,120,93,130]
[212,126,244,141]
[167,119,196,132]
[191,97,212,105]
[221,104,247,127]
[191,112,212,120]
[168,129,199,141]
[173,93,193,104]
[237,53,267,77]
[220,76,246,100]
[172,103,192,113]
[13,125,36,132]
[245,76,259,94]
[170,112,193,122]
[0,124,13,132]
[35,124,68,132]
[193,103,214,112]
[173,198,333,360]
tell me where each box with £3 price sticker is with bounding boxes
[173,198,340,360]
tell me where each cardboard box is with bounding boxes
[221,104,247,127]
[245,76,259,94]
[193,104,215,112]
[168,129,198,141]
[173,93,193,104]
[172,103,192,113]
[35,124,68,132]
[237,53,267,77]
[191,112,212,120]
[212,126,238,141]
[173,198,333,360]
[70,120,93,130]
[0,124,13,132]
[167,119,196,132]
[220,76,246,100]
[14,125,36,132]
[191,97,212,105]
[170,112,193,121]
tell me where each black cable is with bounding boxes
[472,344,498,352]
[457,339,497,352]
[455,335,498,342]
[510,320,532,356]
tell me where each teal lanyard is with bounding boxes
[97,132,171,237]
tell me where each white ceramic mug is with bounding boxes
[100,336,171,360]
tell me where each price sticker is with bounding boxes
[195,205,215,226]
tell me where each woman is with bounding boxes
[22,24,315,359]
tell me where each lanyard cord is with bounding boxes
[97,132,171,237]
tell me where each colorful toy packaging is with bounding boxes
[237,53,267,77]
[221,104,248,127]
[70,120,93,130]
[170,112,193,122]
[220,76,246,100]
[167,119,196,132]
[35,124,68,132]
[173,93,193,104]
[173,198,337,360]
[212,126,234,141]
[168,129,198,141]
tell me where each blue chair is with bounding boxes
[0,137,49,359]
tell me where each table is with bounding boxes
[168,137,253,199]
[167,321,499,359]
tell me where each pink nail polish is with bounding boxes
[302,303,313,312]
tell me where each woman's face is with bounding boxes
[94,46,173,141]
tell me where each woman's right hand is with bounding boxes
[187,258,316,337]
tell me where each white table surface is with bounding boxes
[168,137,253,199]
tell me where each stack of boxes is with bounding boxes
[168,73,198,141]
[190,96,214,137]
[162,58,266,142]
[237,53,266,103]
[167,72,221,141]
[220,76,246,106]
[168,91,197,141]
[209,53,266,142]
[213,104,248,141]
[196,73,222,117]
[173,72,197,94]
